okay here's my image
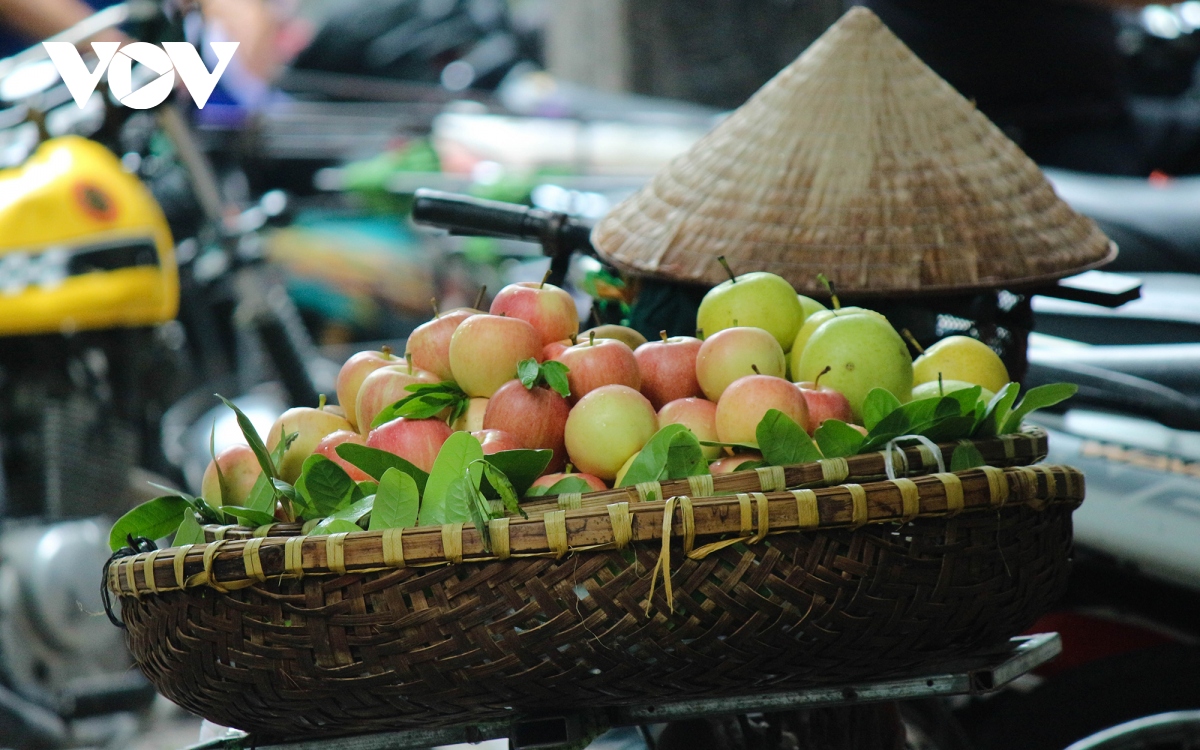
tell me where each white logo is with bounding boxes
[43,41,238,110]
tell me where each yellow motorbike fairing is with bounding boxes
[0,136,177,336]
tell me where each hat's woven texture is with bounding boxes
[591,7,1115,296]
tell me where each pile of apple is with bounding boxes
[202,262,1014,506]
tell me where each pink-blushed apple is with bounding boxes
[472,429,524,454]
[313,430,372,482]
[564,385,658,480]
[710,453,764,475]
[795,366,853,430]
[336,348,403,430]
[266,407,354,483]
[543,338,573,362]
[484,379,570,472]
[406,309,473,381]
[715,374,811,446]
[451,397,489,432]
[489,279,579,346]
[557,335,641,403]
[449,314,543,397]
[695,327,786,402]
[634,332,703,409]
[322,403,348,419]
[201,444,262,507]
[366,417,453,474]
[354,364,439,435]
[658,397,720,459]
[530,471,607,493]
[581,325,648,351]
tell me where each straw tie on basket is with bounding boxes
[645,496,695,615]
[687,474,715,497]
[687,492,772,561]
[884,435,944,480]
[488,518,511,559]
[934,473,965,516]
[757,466,787,492]
[818,458,850,485]
[557,493,582,511]
[608,503,632,549]
[636,481,663,503]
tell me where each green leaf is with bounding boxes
[368,468,419,531]
[814,420,865,459]
[217,395,277,480]
[147,482,222,524]
[699,439,760,451]
[109,496,190,550]
[860,406,913,452]
[484,449,553,497]
[420,432,484,526]
[270,430,298,471]
[369,382,467,428]
[757,409,823,466]
[335,443,429,494]
[172,511,206,547]
[527,476,594,497]
[862,388,903,432]
[919,415,979,443]
[297,455,356,516]
[1001,383,1079,434]
[476,461,524,517]
[312,519,362,535]
[243,474,277,515]
[664,430,709,479]
[944,386,984,416]
[518,358,541,389]
[443,468,494,550]
[308,495,375,536]
[541,360,571,398]
[975,382,1021,437]
[357,481,379,495]
[221,506,278,527]
[616,424,690,488]
[950,443,987,472]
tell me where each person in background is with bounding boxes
[0,0,123,56]
[856,0,1200,176]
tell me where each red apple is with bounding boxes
[543,338,573,362]
[796,368,854,430]
[472,429,523,454]
[336,348,403,430]
[314,430,371,482]
[366,417,453,474]
[407,309,473,382]
[201,444,262,507]
[557,335,641,403]
[530,472,607,493]
[484,379,571,472]
[695,327,787,402]
[490,279,579,346]
[658,397,720,459]
[710,453,764,475]
[715,374,811,446]
[449,314,543,397]
[266,407,354,483]
[564,385,658,480]
[635,333,703,409]
[354,364,439,435]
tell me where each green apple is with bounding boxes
[795,315,913,421]
[564,385,658,480]
[910,379,996,403]
[912,335,1010,394]
[798,294,827,320]
[788,307,888,378]
[697,269,803,351]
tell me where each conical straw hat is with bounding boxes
[591,7,1116,296]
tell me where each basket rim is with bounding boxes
[109,462,1083,601]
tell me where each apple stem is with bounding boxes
[318,393,327,409]
[569,333,578,345]
[539,267,552,289]
[660,330,669,343]
[717,255,737,283]
[565,463,575,474]
[381,345,393,358]
[938,373,944,396]
[751,364,761,375]
[473,285,487,311]
[405,352,413,375]
[589,331,595,346]
[817,274,841,309]
[814,365,831,388]
[431,298,440,318]
[901,328,925,355]
[696,327,704,339]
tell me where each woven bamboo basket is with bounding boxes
[111,459,1081,740]
[200,427,1049,542]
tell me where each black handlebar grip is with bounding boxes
[412,189,549,241]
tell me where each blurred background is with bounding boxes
[1,0,1200,748]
